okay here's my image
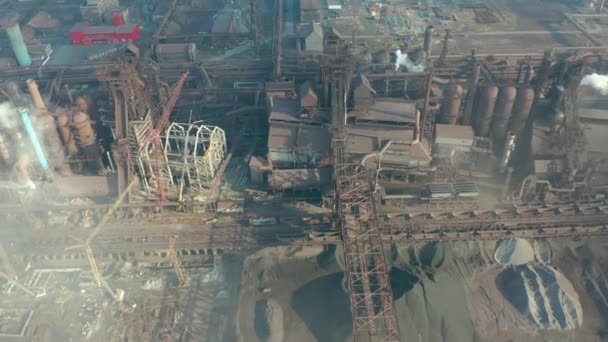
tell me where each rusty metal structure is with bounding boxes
[332,69,400,341]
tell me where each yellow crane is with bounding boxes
[66,180,138,287]
[168,235,188,287]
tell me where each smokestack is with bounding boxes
[5,22,32,67]
[423,25,434,58]
[26,79,46,113]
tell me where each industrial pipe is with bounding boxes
[423,26,434,58]
[26,79,47,113]
[6,23,32,67]
[19,107,49,170]
[360,140,393,166]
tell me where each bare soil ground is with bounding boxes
[236,239,608,342]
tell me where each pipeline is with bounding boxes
[19,107,49,170]
[361,140,393,166]
[515,175,587,200]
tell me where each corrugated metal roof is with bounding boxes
[435,124,474,141]
[346,125,413,154]
[454,182,479,197]
[299,81,318,106]
[360,99,417,124]
[269,167,332,189]
[268,97,301,122]
[266,81,295,91]
[268,122,330,155]
[27,11,59,29]
[351,74,376,95]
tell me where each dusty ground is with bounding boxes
[236,238,608,342]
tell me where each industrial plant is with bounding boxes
[1,0,608,341]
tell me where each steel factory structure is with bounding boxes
[0,0,608,340]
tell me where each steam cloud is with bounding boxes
[394,49,425,72]
[580,73,608,95]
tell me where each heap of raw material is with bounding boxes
[237,240,608,341]
[497,264,582,329]
[494,238,535,266]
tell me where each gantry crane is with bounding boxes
[168,235,188,287]
[143,72,189,202]
[66,180,138,287]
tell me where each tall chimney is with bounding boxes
[423,25,434,58]
[5,21,32,66]
[26,79,46,113]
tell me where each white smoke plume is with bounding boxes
[580,73,608,95]
[394,49,425,72]
[0,102,19,130]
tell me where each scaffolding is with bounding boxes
[128,117,227,196]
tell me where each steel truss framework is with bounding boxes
[333,67,400,340]
[129,117,226,195]
[336,164,400,342]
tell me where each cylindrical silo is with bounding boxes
[72,111,102,172]
[508,86,535,135]
[440,82,463,124]
[56,108,78,156]
[72,111,96,148]
[40,113,71,175]
[474,85,499,137]
[74,95,96,116]
[155,43,197,63]
[26,79,46,113]
[5,23,32,67]
[491,86,517,147]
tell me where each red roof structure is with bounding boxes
[69,22,140,45]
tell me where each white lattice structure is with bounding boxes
[129,117,227,196]
[164,122,227,191]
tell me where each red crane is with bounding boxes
[144,71,189,202]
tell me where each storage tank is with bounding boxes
[72,111,102,172]
[474,85,499,137]
[74,95,95,116]
[440,82,463,124]
[155,43,197,63]
[56,108,78,156]
[40,113,71,175]
[26,79,47,113]
[72,111,96,148]
[508,86,535,135]
[491,86,517,147]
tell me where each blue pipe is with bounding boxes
[19,107,49,170]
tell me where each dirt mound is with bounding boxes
[494,239,535,266]
[497,264,582,329]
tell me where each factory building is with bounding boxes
[346,87,432,172]
[299,22,324,53]
[253,82,332,190]
[434,124,475,156]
